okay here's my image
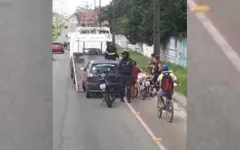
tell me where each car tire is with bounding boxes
[86,90,91,98]
[73,77,75,84]
[70,69,73,79]
[62,51,64,53]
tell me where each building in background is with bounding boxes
[79,9,99,26]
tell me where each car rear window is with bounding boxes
[90,63,118,74]
[52,43,62,46]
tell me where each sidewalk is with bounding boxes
[129,94,186,150]
[173,92,187,108]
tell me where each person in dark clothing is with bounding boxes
[105,42,119,60]
[152,55,162,84]
[118,50,133,103]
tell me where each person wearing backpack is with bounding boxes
[156,64,177,109]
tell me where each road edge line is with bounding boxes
[188,0,240,74]
[124,98,166,150]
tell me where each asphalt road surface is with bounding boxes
[53,23,186,150]
[188,2,240,150]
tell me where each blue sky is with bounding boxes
[53,0,111,15]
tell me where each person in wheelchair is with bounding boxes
[156,64,177,109]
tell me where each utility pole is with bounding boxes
[112,0,116,45]
[153,0,160,55]
[99,0,101,27]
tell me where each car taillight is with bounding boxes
[87,73,93,77]
[87,73,94,82]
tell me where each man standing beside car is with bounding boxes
[118,50,133,103]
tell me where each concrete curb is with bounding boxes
[172,92,187,109]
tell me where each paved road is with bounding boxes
[53,23,186,150]
[194,0,240,56]
[188,3,240,150]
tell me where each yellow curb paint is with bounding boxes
[135,112,140,115]
[154,137,162,141]
[192,5,210,13]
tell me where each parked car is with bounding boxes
[80,60,121,98]
[52,42,64,53]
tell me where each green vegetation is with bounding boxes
[100,0,186,46]
[52,21,64,41]
[117,46,187,96]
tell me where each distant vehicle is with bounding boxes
[80,60,120,98]
[52,42,64,53]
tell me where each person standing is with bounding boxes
[104,42,119,60]
[152,55,162,84]
[131,60,142,96]
[118,50,133,103]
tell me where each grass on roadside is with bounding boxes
[52,23,64,41]
[117,46,187,96]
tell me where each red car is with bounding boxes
[52,42,64,53]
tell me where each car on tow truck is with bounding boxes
[80,60,120,98]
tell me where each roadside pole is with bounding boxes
[153,0,160,55]
[112,0,116,45]
[99,0,102,27]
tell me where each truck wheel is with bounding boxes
[73,78,75,84]
[86,90,91,98]
[70,70,73,79]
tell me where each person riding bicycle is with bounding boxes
[131,60,142,95]
[118,50,134,103]
[151,55,162,84]
[156,64,177,109]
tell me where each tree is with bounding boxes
[73,6,84,24]
[99,0,186,46]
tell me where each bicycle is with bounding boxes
[139,76,156,100]
[157,83,177,123]
[97,68,117,108]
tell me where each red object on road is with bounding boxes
[52,42,64,53]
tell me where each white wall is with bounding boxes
[116,35,187,68]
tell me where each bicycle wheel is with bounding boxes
[133,86,138,98]
[140,88,146,100]
[157,98,163,118]
[165,99,174,123]
[149,86,154,97]
[104,92,112,108]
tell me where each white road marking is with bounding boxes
[124,98,166,150]
[188,0,240,74]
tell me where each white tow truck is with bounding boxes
[69,26,112,92]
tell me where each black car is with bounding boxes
[80,60,121,98]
